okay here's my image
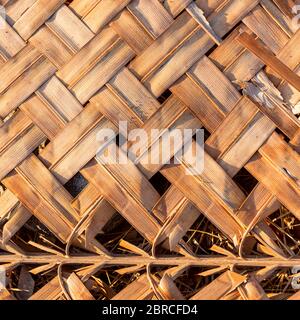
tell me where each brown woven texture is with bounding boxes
[1,0,300,300]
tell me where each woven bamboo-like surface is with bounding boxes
[1,0,300,300]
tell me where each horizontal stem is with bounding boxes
[0,254,299,268]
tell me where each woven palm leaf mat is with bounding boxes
[1,0,300,300]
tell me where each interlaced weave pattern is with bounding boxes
[1,0,300,300]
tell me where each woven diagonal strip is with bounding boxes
[0,0,300,300]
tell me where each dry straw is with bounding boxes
[0,0,300,300]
